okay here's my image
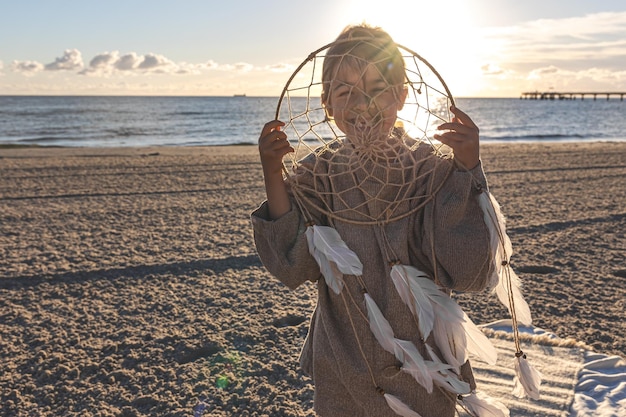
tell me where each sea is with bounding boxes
[0,95,625,148]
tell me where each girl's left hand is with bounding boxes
[434,106,480,169]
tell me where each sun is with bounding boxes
[341,0,486,97]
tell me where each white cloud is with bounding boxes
[481,11,626,69]
[481,63,516,78]
[80,51,208,76]
[11,60,44,74]
[44,49,84,71]
[116,53,140,71]
[526,65,626,88]
[265,63,295,73]
[468,11,626,95]
[137,53,176,72]
[205,60,219,70]
[233,62,254,72]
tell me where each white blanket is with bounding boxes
[467,320,626,417]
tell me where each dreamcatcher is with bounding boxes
[274,29,541,417]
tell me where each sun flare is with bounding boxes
[341,0,486,97]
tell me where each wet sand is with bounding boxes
[1,142,624,416]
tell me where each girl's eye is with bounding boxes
[369,85,388,95]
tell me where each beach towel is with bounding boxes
[469,320,626,417]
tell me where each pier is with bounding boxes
[521,91,625,101]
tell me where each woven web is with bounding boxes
[276,39,457,225]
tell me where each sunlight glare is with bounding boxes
[343,0,486,97]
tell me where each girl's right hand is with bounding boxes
[258,120,293,175]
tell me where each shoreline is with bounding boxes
[3,138,626,149]
[1,142,624,416]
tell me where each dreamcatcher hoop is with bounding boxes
[274,38,461,226]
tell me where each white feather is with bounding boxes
[428,293,496,366]
[461,392,510,417]
[394,339,433,393]
[424,344,471,395]
[513,355,542,400]
[383,393,424,417]
[305,226,344,294]
[461,311,498,365]
[478,192,513,272]
[364,293,396,353]
[494,268,532,326]
[432,310,467,368]
[390,264,435,339]
[478,192,532,326]
[311,225,363,275]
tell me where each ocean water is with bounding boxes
[0,95,625,148]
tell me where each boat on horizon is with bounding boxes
[233,94,246,97]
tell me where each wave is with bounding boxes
[169,111,207,116]
[104,127,154,137]
[17,136,84,144]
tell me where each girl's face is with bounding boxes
[324,62,407,145]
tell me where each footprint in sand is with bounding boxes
[517,265,560,274]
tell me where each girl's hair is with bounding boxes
[321,25,406,100]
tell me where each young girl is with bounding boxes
[252,25,492,417]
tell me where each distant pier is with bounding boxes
[521,91,625,101]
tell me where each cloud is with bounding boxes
[205,60,219,70]
[480,63,516,78]
[11,60,44,74]
[481,11,626,70]
[80,51,206,76]
[233,62,254,72]
[265,63,295,73]
[524,65,626,91]
[116,53,140,71]
[44,49,84,71]
[90,52,119,69]
[137,53,176,72]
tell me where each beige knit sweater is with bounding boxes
[251,145,492,417]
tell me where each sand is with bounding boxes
[1,142,625,416]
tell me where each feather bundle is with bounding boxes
[394,339,433,393]
[365,293,433,389]
[513,354,542,400]
[384,393,424,417]
[461,392,510,417]
[366,292,469,394]
[305,225,363,294]
[423,344,471,395]
[391,265,496,366]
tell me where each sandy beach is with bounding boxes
[1,142,625,416]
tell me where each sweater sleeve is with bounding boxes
[251,201,321,290]
[421,162,492,292]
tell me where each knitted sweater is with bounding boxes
[251,147,492,417]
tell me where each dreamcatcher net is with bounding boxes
[276,37,457,225]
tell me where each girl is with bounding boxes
[252,25,492,417]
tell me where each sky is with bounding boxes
[0,0,625,97]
